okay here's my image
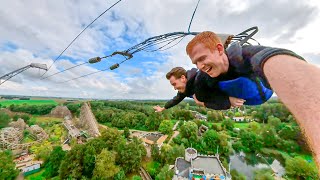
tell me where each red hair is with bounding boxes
[186,31,222,55]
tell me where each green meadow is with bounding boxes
[0,99,58,106]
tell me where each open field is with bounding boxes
[0,99,58,106]
[24,169,45,180]
[234,122,250,129]
[31,116,63,123]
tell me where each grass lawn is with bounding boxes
[22,136,35,143]
[0,99,58,106]
[102,122,113,127]
[28,116,63,127]
[142,159,161,178]
[28,116,63,130]
[24,169,46,180]
[126,172,141,180]
[207,122,249,130]
[234,123,250,129]
[101,122,149,131]
[279,150,316,166]
[207,122,221,128]
[298,154,314,162]
[170,120,178,126]
[130,126,149,131]
[263,148,318,169]
[32,116,63,124]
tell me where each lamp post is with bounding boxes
[256,153,278,176]
[256,153,270,165]
[228,158,232,172]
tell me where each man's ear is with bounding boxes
[216,43,225,55]
[181,75,187,82]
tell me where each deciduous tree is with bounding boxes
[92,149,119,179]
[0,111,10,129]
[155,165,174,180]
[180,121,198,141]
[0,151,19,180]
[285,157,319,179]
[44,146,66,178]
[158,120,173,135]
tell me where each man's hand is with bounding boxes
[229,97,245,108]
[153,105,165,112]
[193,94,205,107]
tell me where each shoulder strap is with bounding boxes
[248,75,267,102]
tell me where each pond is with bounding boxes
[229,152,285,179]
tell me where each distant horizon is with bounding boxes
[0,94,174,101]
[0,93,279,101]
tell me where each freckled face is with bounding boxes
[189,43,228,77]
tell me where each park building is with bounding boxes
[173,148,231,180]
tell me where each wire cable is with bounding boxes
[58,32,198,83]
[41,0,123,77]
[188,0,201,32]
[61,69,106,83]
[41,62,88,79]
[59,26,259,83]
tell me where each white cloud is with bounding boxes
[1,0,320,99]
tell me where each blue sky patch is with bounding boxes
[0,42,18,52]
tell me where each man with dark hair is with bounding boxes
[153,67,245,112]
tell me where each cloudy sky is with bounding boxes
[0,0,319,99]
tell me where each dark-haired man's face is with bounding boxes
[169,75,187,93]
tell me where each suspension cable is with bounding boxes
[41,0,123,77]
[188,0,201,32]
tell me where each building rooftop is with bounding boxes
[174,148,230,179]
[192,156,225,175]
[187,148,196,154]
[176,158,191,178]
[145,133,161,142]
[156,135,168,145]
[142,138,154,145]
[141,133,167,147]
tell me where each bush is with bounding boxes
[9,104,56,115]
[254,168,274,180]
[146,161,161,178]
[232,141,244,152]
[0,112,10,129]
[285,157,319,179]
[276,140,301,153]
[132,176,142,180]
[230,169,246,180]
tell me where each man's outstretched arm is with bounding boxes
[264,55,320,173]
[153,105,166,112]
[153,93,186,112]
